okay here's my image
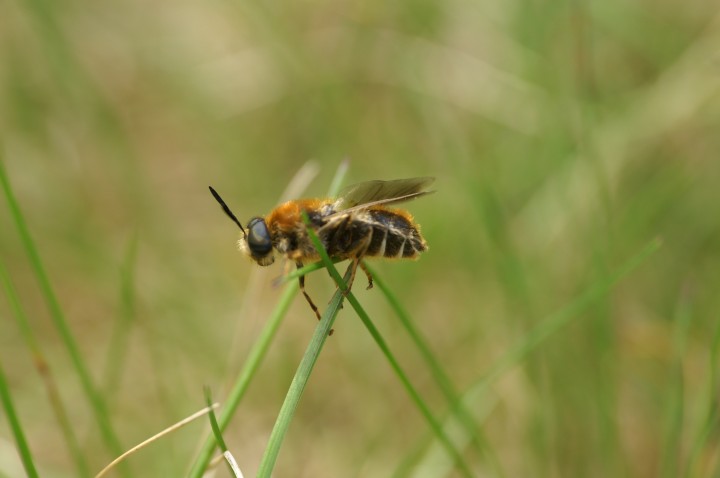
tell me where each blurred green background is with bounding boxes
[1,0,720,476]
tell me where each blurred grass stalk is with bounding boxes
[0,154,127,473]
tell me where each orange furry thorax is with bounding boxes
[266,199,329,230]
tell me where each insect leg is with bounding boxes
[343,239,371,296]
[359,261,373,290]
[296,261,322,321]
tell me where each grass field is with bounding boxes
[1,1,720,477]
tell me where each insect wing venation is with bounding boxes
[333,177,435,212]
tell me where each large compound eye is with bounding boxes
[246,217,272,257]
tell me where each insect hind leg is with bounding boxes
[359,261,373,290]
[343,250,370,296]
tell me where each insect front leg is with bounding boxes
[296,260,322,321]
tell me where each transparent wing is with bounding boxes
[333,177,435,212]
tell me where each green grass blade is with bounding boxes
[204,387,242,477]
[256,268,349,477]
[204,387,229,453]
[0,157,126,469]
[187,282,298,477]
[366,263,505,477]
[0,359,40,478]
[0,262,90,477]
[302,214,475,478]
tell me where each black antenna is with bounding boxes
[209,186,246,236]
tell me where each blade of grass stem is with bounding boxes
[204,388,229,453]
[0,360,40,478]
[256,267,350,478]
[0,262,90,477]
[0,156,125,468]
[366,263,505,477]
[302,213,475,478]
[204,387,242,477]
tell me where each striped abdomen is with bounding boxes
[321,208,427,260]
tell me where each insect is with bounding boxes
[209,177,434,320]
